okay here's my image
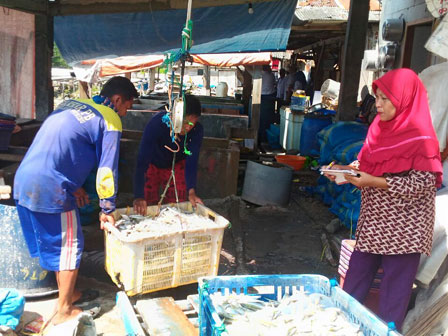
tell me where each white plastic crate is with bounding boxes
[104,202,229,296]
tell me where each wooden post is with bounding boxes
[78,81,89,99]
[149,68,156,92]
[250,65,262,150]
[124,72,131,80]
[35,13,53,121]
[204,65,211,96]
[337,0,370,121]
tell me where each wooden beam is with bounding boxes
[291,24,346,32]
[35,14,53,121]
[78,81,90,99]
[149,68,156,92]
[293,36,345,53]
[250,66,262,149]
[204,66,211,96]
[337,0,370,121]
[135,297,197,336]
[50,0,277,16]
[0,0,47,15]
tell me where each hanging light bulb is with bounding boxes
[248,2,254,14]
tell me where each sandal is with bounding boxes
[73,289,99,305]
[22,316,44,335]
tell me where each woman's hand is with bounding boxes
[73,187,89,208]
[188,189,203,209]
[322,164,356,183]
[344,171,388,189]
[133,198,147,216]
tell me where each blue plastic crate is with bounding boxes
[198,274,402,336]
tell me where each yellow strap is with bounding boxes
[77,99,122,132]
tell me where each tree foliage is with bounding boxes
[52,43,70,68]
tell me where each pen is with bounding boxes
[327,161,336,169]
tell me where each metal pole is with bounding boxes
[186,0,192,25]
[179,0,193,97]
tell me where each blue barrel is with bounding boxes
[0,205,57,298]
[300,115,333,156]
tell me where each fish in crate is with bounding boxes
[104,202,229,296]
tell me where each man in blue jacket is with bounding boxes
[133,94,204,215]
[14,76,138,325]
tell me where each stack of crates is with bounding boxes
[198,274,401,336]
[103,202,229,296]
[339,239,383,314]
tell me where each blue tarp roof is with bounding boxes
[54,0,296,65]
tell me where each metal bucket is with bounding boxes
[242,160,293,207]
[0,205,58,298]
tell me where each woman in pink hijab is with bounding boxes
[325,68,442,330]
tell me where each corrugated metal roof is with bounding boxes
[294,6,380,22]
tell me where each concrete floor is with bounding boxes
[12,180,345,335]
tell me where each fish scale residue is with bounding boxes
[115,207,220,239]
[210,291,364,336]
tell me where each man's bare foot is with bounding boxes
[52,306,82,325]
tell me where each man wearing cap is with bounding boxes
[14,76,138,325]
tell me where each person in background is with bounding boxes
[261,65,276,97]
[13,77,138,325]
[323,68,442,330]
[293,61,307,92]
[276,68,287,113]
[303,62,315,105]
[284,63,298,103]
[133,95,204,215]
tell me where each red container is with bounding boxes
[275,155,306,170]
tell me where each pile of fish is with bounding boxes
[115,207,219,238]
[210,291,364,336]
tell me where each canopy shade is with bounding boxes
[54,0,296,65]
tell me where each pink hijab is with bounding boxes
[358,68,443,186]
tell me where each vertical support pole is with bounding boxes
[78,81,89,99]
[204,65,211,96]
[337,0,370,121]
[251,65,262,150]
[149,68,156,92]
[35,13,53,121]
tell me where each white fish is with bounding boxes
[114,206,221,239]
[210,291,364,336]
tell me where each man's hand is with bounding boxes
[188,189,203,209]
[133,198,147,216]
[73,188,89,208]
[99,212,115,230]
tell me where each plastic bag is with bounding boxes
[0,289,25,330]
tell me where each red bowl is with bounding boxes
[275,155,306,170]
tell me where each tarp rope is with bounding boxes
[157,2,193,211]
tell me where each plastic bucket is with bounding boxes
[279,108,304,151]
[275,155,306,170]
[0,205,58,298]
[300,115,333,156]
[216,82,228,97]
[321,79,340,100]
[242,160,292,207]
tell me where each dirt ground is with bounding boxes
[13,172,349,335]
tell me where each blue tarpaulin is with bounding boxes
[54,0,297,65]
